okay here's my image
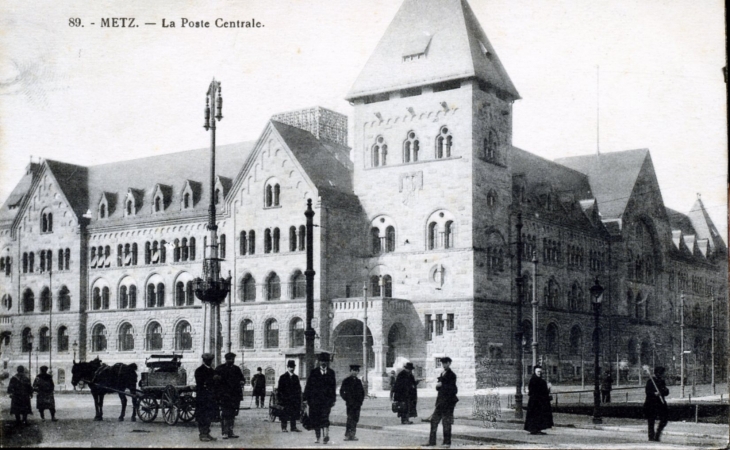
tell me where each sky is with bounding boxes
[0,0,727,239]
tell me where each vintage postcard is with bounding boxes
[0,0,727,448]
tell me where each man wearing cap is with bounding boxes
[644,366,669,442]
[195,353,218,441]
[393,362,418,424]
[303,352,337,444]
[426,357,458,447]
[215,352,245,439]
[277,360,302,432]
[339,364,365,441]
[33,365,57,421]
[252,367,267,408]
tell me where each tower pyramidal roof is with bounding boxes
[346,0,520,101]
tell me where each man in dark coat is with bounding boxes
[426,357,458,447]
[33,366,57,421]
[7,365,33,425]
[524,365,554,435]
[340,364,365,441]
[644,366,669,442]
[600,370,613,403]
[393,362,418,424]
[251,367,267,408]
[215,352,245,439]
[277,360,302,432]
[303,352,336,444]
[195,353,219,442]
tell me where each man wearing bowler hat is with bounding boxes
[195,353,218,441]
[277,360,302,432]
[425,356,458,447]
[393,362,418,424]
[252,367,267,408]
[303,352,337,444]
[340,364,365,441]
[215,352,245,439]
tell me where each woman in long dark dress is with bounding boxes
[8,365,33,425]
[524,365,553,435]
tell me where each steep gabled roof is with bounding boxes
[45,160,89,219]
[511,147,593,202]
[687,196,727,251]
[556,149,650,220]
[0,163,40,228]
[346,0,519,100]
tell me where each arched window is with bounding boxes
[41,211,53,233]
[132,243,138,265]
[385,226,395,252]
[176,281,185,306]
[214,188,221,205]
[92,324,107,352]
[183,192,190,209]
[147,284,156,308]
[249,230,256,255]
[100,203,107,218]
[40,251,46,272]
[371,227,381,254]
[274,184,280,206]
[145,242,151,265]
[545,323,559,354]
[117,245,123,267]
[298,226,305,251]
[240,274,256,302]
[28,252,34,272]
[266,273,281,300]
[39,327,50,352]
[23,288,34,313]
[265,367,276,386]
[428,222,438,250]
[634,292,643,319]
[291,271,305,299]
[22,328,33,352]
[545,279,560,308]
[160,240,166,263]
[569,326,582,355]
[57,326,68,352]
[241,320,254,348]
[487,190,497,207]
[436,126,452,158]
[289,227,297,252]
[265,319,279,348]
[186,281,194,306]
[444,221,453,249]
[264,229,272,254]
[372,136,387,167]
[102,287,110,310]
[370,275,381,297]
[128,285,137,309]
[189,237,196,260]
[64,248,70,270]
[289,318,304,347]
[486,130,498,160]
[40,287,51,312]
[240,231,248,255]
[175,321,192,350]
[146,322,163,351]
[219,234,226,259]
[156,283,165,307]
[265,184,273,207]
[154,196,161,212]
[181,238,189,261]
[126,199,133,216]
[383,275,393,297]
[173,239,181,262]
[1,294,11,311]
[118,323,134,351]
[119,285,128,309]
[403,131,419,163]
[273,228,280,253]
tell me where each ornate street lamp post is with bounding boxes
[590,277,604,424]
[304,199,316,377]
[531,252,538,370]
[194,79,231,368]
[680,293,685,398]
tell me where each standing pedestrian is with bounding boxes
[393,362,418,424]
[644,366,669,442]
[425,357,458,448]
[524,365,554,435]
[601,370,613,403]
[32,366,57,421]
[251,367,267,408]
[215,352,244,439]
[7,365,33,425]
[195,353,219,442]
[277,360,302,432]
[303,352,336,444]
[339,364,364,441]
[388,370,396,401]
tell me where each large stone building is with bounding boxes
[0,0,726,391]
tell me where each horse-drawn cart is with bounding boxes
[137,354,195,425]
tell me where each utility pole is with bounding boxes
[363,281,369,395]
[514,212,524,419]
[680,293,685,398]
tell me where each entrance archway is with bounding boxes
[386,322,409,368]
[332,320,374,382]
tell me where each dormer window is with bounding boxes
[264,179,281,208]
[436,127,452,159]
[126,200,133,216]
[154,196,161,212]
[183,193,190,209]
[100,204,106,218]
[215,188,221,205]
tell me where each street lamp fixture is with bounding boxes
[72,340,78,362]
[589,277,604,425]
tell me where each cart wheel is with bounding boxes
[178,395,196,423]
[138,393,158,423]
[162,385,179,426]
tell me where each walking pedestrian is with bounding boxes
[277,360,302,432]
[215,352,244,439]
[251,367,267,408]
[393,362,418,424]
[7,365,33,425]
[340,364,364,441]
[600,370,613,403]
[388,370,396,401]
[644,366,669,442]
[32,366,57,421]
[524,365,554,435]
[303,352,336,444]
[195,353,219,442]
[425,357,458,448]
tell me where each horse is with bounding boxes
[71,357,139,422]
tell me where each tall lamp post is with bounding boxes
[710,295,715,394]
[48,265,53,372]
[304,199,316,378]
[194,79,231,368]
[590,277,604,424]
[680,293,685,398]
[531,252,538,369]
[513,212,524,419]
